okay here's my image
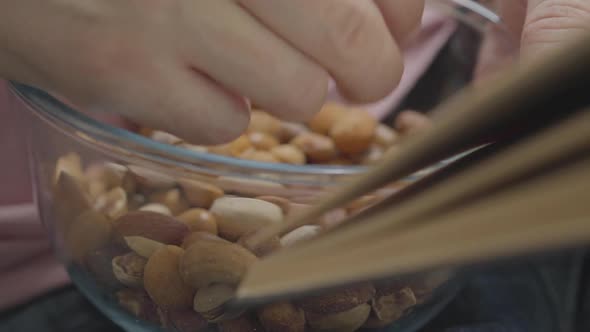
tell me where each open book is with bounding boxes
[230,31,590,309]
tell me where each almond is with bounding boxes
[114,211,189,245]
[180,240,258,288]
[144,245,194,308]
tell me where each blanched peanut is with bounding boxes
[179,180,224,209]
[139,203,173,216]
[239,149,280,163]
[176,208,218,235]
[308,102,349,135]
[279,121,309,143]
[248,111,282,138]
[291,133,338,163]
[330,109,377,155]
[211,197,283,241]
[248,132,280,151]
[270,145,306,165]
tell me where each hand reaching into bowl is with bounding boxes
[0,0,424,144]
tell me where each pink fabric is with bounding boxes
[0,9,455,312]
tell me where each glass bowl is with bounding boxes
[9,1,514,331]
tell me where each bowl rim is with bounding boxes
[8,0,502,179]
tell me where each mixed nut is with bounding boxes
[139,104,432,166]
[49,104,447,332]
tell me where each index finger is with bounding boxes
[374,0,425,45]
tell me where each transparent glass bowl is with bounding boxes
[9,1,513,331]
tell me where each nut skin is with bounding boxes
[257,302,306,332]
[306,303,371,332]
[308,102,349,135]
[113,211,189,245]
[180,240,258,288]
[296,282,376,314]
[211,197,283,242]
[64,210,112,262]
[330,109,377,155]
[179,180,224,209]
[112,252,147,288]
[291,133,338,163]
[176,208,218,235]
[148,188,190,216]
[144,245,194,309]
[270,145,307,165]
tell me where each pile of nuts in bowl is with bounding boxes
[49,103,449,332]
[139,103,433,166]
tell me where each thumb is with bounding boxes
[522,0,590,57]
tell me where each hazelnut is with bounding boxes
[114,211,189,245]
[296,282,375,314]
[307,303,371,332]
[64,210,112,262]
[248,111,282,138]
[211,197,283,241]
[179,179,224,209]
[257,302,306,332]
[308,102,349,135]
[330,109,377,155]
[180,240,258,288]
[270,145,306,165]
[93,187,128,220]
[144,245,194,308]
[291,132,338,163]
[248,132,280,150]
[148,188,190,215]
[124,236,165,259]
[112,252,147,288]
[176,208,218,235]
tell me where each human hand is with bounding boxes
[0,0,424,144]
[475,0,590,79]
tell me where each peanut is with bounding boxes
[330,109,377,155]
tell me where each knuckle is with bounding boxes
[523,0,590,44]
